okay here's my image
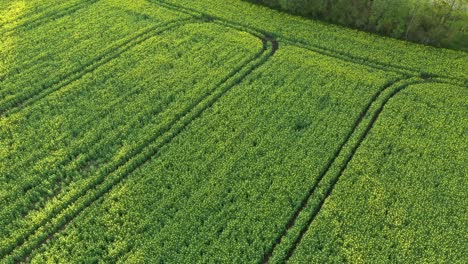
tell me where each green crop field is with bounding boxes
[0,0,467,263]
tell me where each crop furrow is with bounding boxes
[282,40,412,76]
[151,0,414,78]
[152,0,409,76]
[0,18,193,117]
[0,18,215,248]
[1,1,464,263]
[0,18,197,257]
[282,79,465,263]
[282,40,466,88]
[2,18,206,180]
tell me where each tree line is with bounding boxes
[248,0,468,50]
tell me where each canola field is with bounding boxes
[0,0,467,263]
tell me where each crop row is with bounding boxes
[289,83,468,263]
[1,0,267,258]
[2,1,466,262]
[1,0,101,82]
[24,44,401,263]
[0,20,271,262]
[153,0,411,79]
[280,41,466,88]
[0,0,187,83]
[0,11,194,222]
[150,0,468,88]
[1,19,195,116]
[1,12,174,183]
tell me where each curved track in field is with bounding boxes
[0,0,466,262]
[146,1,467,263]
[261,76,411,263]
[266,39,467,264]
[279,78,466,263]
[1,14,278,263]
[151,0,466,86]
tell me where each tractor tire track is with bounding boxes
[139,4,467,263]
[0,18,193,117]
[260,76,413,263]
[145,3,468,263]
[1,24,277,262]
[3,0,463,262]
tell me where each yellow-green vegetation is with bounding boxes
[0,0,466,263]
[289,83,468,263]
